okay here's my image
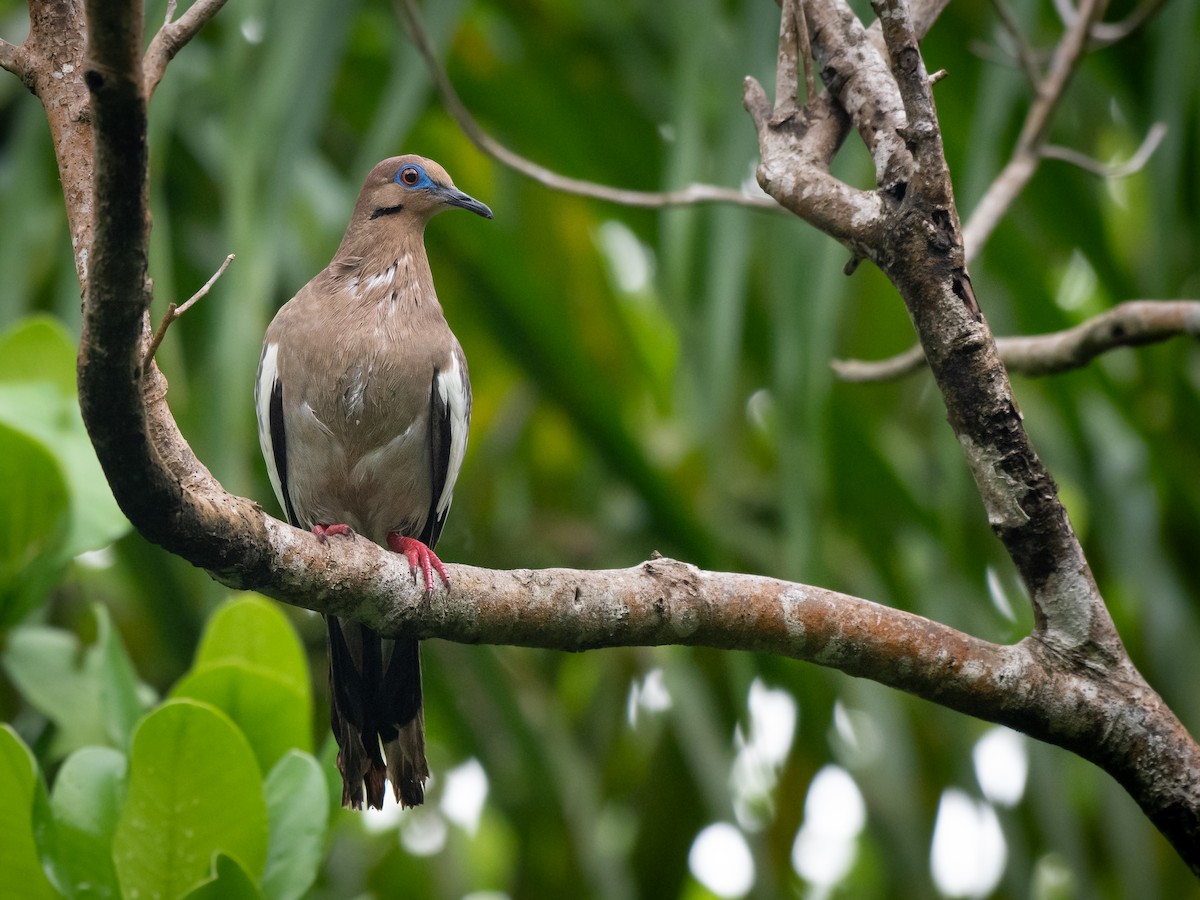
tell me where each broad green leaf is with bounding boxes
[49,747,128,900]
[0,726,58,900]
[0,315,78,395]
[113,699,268,900]
[92,603,147,748]
[262,750,329,900]
[0,419,69,626]
[1,604,148,758]
[181,854,264,900]
[1,626,104,753]
[0,318,128,563]
[172,661,312,773]
[195,595,311,697]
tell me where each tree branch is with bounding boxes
[989,0,1043,87]
[142,0,229,101]
[13,0,1198,876]
[1054,0,1168,47]
[1041,120,1168,177]
[393,0,780,212]
[805,0,913,192]
[832,300,1200,381]
[14,2,93,284]
[962,0,1105,259]
[0,38,29,83]
[859,0,1121,666]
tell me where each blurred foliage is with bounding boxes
[1,0,1199,897]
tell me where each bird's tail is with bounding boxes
[326,615,428,809]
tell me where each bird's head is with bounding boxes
[357,155,493,225]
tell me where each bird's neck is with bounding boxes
[329,230,441,317]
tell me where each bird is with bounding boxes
[255,154,492,810]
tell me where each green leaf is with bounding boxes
[112,699,269,900]
[175,595,314,772]
[0,315,77,395]
[0,318,129,564]
[195,595,311,697]
[0,726,58,900]
[0,419,69,627]
[92,603,147,748]
[172,661,311,773]
[262,750,329,900]
[181,854,264,900]
[1,604,148,758]
[49,747,128,900]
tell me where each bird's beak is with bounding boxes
[439,186,493,220]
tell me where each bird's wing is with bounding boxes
[255,340,299,526]
[421,342,471,549]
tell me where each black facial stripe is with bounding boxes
[369,204,405,220]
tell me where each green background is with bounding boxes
[1,0,1199,896]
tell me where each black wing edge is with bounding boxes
[268,377,300,528]
[420,366,453,550]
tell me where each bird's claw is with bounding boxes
[313,523,355,543]
[386,534,449,595]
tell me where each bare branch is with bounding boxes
[998,300,1200,375]
[143,253,235,373]
[772,0,800,122]
[744,77,884,253]
[806,0,913,192]
[45,0,1200,874]
[831,342,927,381]
[795,0,816,102]
[989,0,1042,86]
[962,0,1104,261]
[393,0,778,212]
[1055,0,1169,47]
[143,0,229,102]
[833,300,1200,381]
[1042,121,1168,178]
[10,4,93,283]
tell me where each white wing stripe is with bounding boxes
[255,342,286,514]
[434,351,469,521]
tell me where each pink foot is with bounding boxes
[386,534,449,595]
[313,523,354,542]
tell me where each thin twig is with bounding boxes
[394,0,780,211]
[962,0,1105,262]
[832,300,1200,381]
[143,0,229,101]
[1042,121,1167,177]
[142,253,234,373]
[1054,0,1168,47]
[989,0,1042,86]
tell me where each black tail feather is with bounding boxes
[326,616,427,809]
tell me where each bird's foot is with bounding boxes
[313,523,355,542]
[386,534,449,595]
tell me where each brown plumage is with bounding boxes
[256,155,491,809]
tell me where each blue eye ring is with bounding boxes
[396,164,426,188]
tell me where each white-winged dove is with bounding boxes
[255,155,492,810]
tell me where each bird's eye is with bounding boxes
[400,167,420,186]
